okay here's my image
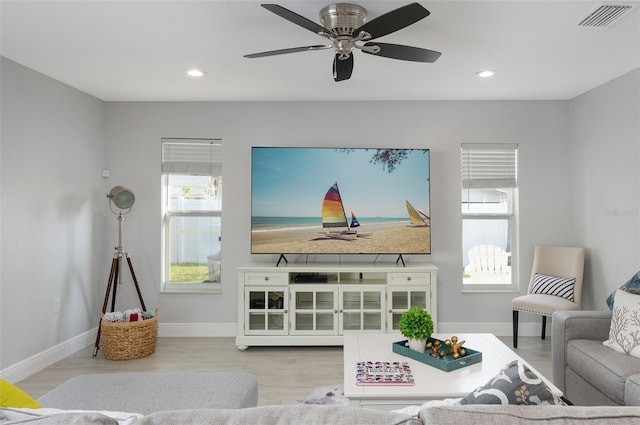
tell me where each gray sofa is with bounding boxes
[5,368,640,424]
[4,404,640,424]
[552,310,640,406]
[142,404,640,424]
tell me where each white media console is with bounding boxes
[236,262,438,350]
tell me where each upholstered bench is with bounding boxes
[37,372,258,414]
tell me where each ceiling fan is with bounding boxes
[244,2,441,82]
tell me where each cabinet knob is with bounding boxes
[389,309,393,313]
[335,310,339,314]
[284,309,288,313]
[265,276,269,281]
[407,277,412,281]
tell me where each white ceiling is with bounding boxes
[1,0,639,101]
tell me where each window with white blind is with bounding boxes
[461,143,518,292]
[161,138,222,293]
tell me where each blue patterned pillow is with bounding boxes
[458,360,562,405]
[531,273,576,302]
[606,271,640,310]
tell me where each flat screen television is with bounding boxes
[251,147,430,257]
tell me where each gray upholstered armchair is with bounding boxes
[552,309,640,406]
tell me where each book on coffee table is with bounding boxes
[356,361,415,386]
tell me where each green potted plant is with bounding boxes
[399,307,434,353]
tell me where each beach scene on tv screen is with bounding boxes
[251,147,431,254]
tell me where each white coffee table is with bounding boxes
[343,333,562,410]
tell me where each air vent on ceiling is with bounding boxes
[577,4,635,27]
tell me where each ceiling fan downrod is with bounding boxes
[319,3,367,36]
[320,3,380,59]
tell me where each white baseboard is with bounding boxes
[158,322,237,337]
[173,322,542,339]
[1,321,544,382]
[0,323,237,383]
[438,321,547,337]
[0,329,97,383]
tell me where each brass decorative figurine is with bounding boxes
[426,340,444,358]
[444,336,467,359]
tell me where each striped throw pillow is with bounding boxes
[531,273,576,301]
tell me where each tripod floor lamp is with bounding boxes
[93,186,147,357]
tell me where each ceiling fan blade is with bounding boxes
[261,4,330,37]
[245,45,331,58]
[333,54,354,82]
[362,42,441,63]
[354,3,430,40]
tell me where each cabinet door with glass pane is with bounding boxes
[244,287,289,335]
[339,286,385,333]
[290,285,338,335]
[386,286,431,331]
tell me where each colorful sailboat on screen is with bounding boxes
[320,182,357,240]
[350,211,372,238]
[406,200,431,227]
[350,211,360,228]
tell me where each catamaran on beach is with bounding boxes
[320,182,358,240]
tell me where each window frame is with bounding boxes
[161,138,222,294]
[461,143,519,293]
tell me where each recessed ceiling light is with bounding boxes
[186,69,206,78]
[476,70,496,78]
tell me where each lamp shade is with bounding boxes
[108,186,135,210]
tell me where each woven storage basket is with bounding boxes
[100,308,158,360]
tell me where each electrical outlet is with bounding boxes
[53,298,60,313]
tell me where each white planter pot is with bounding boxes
[408,338,427,353]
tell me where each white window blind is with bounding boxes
[461,143,518,189]
[162,138,222,175]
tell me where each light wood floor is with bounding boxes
[16,336,551,406]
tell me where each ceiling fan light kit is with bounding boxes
[245,2,441,82]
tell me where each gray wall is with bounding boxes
[2,53,639,374]
[569,69,640,310]
[103,100,574,328]
[0,57,106,368]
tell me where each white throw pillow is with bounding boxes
[603,289,640,358]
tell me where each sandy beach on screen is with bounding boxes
[251,223,430,254]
